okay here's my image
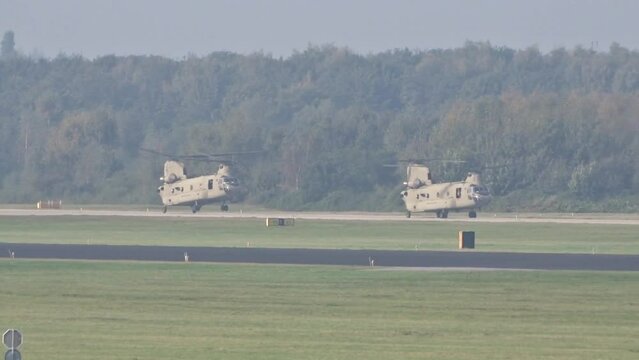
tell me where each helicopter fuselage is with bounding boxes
[158,174,238,208]
[402,181,490,212]
[156,160,241,213]
[400,167,491,218]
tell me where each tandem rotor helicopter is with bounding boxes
[396,161,492,218]
[141,148,259,213]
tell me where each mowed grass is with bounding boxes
[1,260,638,360]
[1,215,638,254]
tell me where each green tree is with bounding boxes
[1,31,16,59]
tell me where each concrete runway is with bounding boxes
[2,207,639,271]
[3,208,639,225]
[2,242,639,271]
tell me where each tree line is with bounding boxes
[2,35,639,211]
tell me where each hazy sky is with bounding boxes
[1,0,637,59]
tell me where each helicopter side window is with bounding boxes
[208,179,213,190]
[456,188,462,199]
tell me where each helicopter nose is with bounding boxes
[228,185,247,201]
[473,194,492,206]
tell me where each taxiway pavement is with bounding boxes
[2,208,639,225]
[2,242,639,271]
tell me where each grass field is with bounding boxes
[1,260,638,359]
[1,215,638,254]
[2,213,638,359]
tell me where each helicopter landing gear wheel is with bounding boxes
[191,203,201,213]
[406,211,411,218]
[469,210,477,218]
[221,203,229,212]
[436,210,448,219]
[162,206,167,214]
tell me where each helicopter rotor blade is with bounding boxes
[140,148,262,163]
[399,158,466,163]
[139,148,173,158]
[388,159,467,165]
[204,150,263,157]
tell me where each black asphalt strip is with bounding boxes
[2,243,639,271]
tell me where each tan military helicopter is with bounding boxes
[399,162,492,218]
[141,148,257,213]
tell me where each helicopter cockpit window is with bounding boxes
[470,185,490,196]
[223,176,239,186]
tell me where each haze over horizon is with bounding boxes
[1,0,638,59]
